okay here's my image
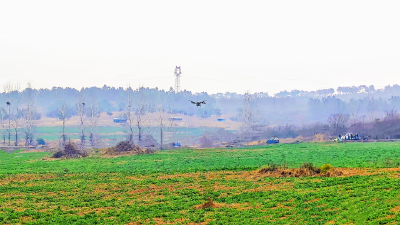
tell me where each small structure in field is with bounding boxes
[113,118,127,123]
[169,117,182,121]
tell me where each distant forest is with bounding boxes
[3,83,400,144]
[1,84,400,124]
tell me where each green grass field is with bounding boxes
[0,126,219,145]
[1,142,400,224]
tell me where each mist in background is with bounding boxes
[1,1,400,94]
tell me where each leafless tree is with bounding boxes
[348,98,360,124]
[328,113,349,135]
[77,92,86,150]
[125,84,135,144]
[156,94,169,150]
[87,95,99,149]
[4,82,21,146]
[384,108,398,120]
[241,91,262,132]
[23,82,37,146]
[242,90,253,131]
[135,86,147,145]
[56,91,69,147]
[0,106,6,144]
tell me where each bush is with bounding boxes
[36,138,45,145]
[52,142,88,158]
[320,164,333,173]
[259,164,280,173]
[105,141,154,155]
[300,162,320,173]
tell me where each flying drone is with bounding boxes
[189,100,206,107]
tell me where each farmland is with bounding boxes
[0,126,226,148]
[1,142,400,224]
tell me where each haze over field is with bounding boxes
[1,1,400,94]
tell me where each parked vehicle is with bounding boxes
[267,137,279,144]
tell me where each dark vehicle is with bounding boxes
[267,137,279,144]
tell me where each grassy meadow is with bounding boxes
[0,126,222,147]
[1,142,400,224]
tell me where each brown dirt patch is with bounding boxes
[126,176,145,181]
[77,207,112,216]
[20,149,48,153]
[257,167,400,178]
[194,199,255,211]
[20,216,35,223]
[390,205,400,212]
[195,198,221,210]
[0,174,56,186]
[41,157,60,161]
[305,198,320,203]
[152,217,188,224]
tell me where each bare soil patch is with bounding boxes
[258,167,400,178]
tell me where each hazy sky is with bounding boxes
[1,1,400,95]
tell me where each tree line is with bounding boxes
[2,83,400,148]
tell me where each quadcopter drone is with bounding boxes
[189,100,206,107]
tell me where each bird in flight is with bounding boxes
[189,100,206,107]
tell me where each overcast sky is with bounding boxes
[1,1,400,95]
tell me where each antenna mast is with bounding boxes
[174,66,181,92]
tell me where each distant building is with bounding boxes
[170,118,182,121]
[217,118,225,122]
[113,118,127,123]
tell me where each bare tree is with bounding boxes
[56,90,69,148]
[328,113,349,135]
[135,86,147,145]
[87,95,99,149]
[0,107,6,144]
[157,94,169,150]
[348,98,360,124]
[4,82,21,146]
[242,90,253,131]
[77,92,86,150]
[384,108,398,120]
[241,91,262,132]
[23,82,37,146]
[125,85,135,144]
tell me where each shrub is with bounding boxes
[300,162,320,173]
[104,141,154,155]
[259,164,280,173]
[52,142,88,158]
[199,134,213,148]
[320,164,333,173]
[36,138,45,145]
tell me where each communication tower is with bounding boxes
[174,66,181,92]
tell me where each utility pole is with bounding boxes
[174,66,181,93]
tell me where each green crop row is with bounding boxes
[2,142,400,175]
[1,170,400,224]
